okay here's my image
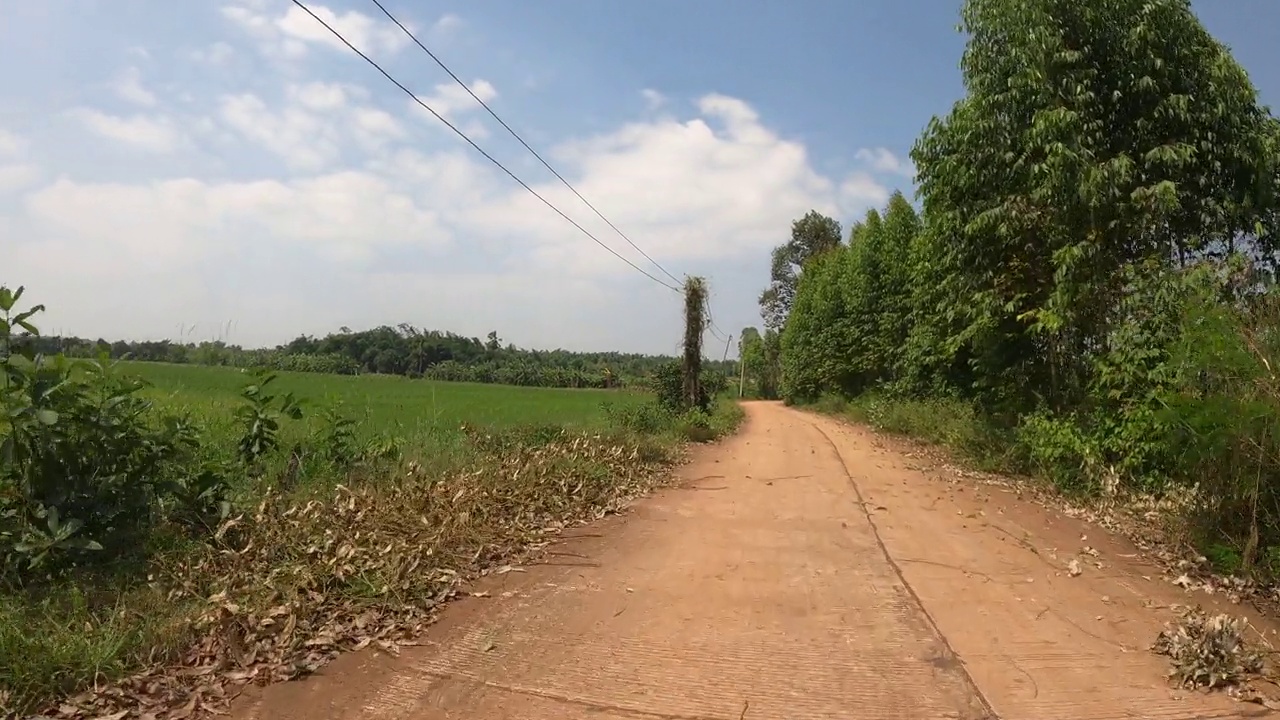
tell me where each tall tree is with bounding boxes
[758,210,843,331]
[912,0,1277,412]
[781,249,854,400]
[738,326,764,395]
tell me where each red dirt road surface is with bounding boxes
[232,402,1272,719]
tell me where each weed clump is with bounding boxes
[1153,606,1262,690]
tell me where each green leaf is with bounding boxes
[59,517,84,537]
[0,286,20,312]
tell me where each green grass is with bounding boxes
[126,361,654,475]
[128,361,648,432]
[811,392,1022,474]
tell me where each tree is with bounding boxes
[875,193,923,382]
[911,0,1278,413]
[778,197,926,402]
[760,329,783,400]
[758,210,843,331]
[781,249,855,400]
[739,326,763,392]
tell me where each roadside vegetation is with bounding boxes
[0,285,739,719]
[28,325,737,391]
[746,0,1280,588]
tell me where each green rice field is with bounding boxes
[124,361,653,469]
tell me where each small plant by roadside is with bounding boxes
[603,400,670,434]
[318,403,359,468]
[1153,606,1263,690]
[677,408,716,443]
[234,368,303,470]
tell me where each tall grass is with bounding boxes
[813,393,1023,475]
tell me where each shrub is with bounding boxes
[1016,411,1100,494]
[234,369,304,469]
[602,401,671,434]
[317,403,360,468]
[676,409,715,443]
[0,287,228,581]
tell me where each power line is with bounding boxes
[705,298,729,341]
[287,0,680,293]
[368,0,683,287]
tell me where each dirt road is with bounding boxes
[233,402,1268,719]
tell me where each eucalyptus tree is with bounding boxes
[912,0,1277,411]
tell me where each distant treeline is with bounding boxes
[25,325,735,389]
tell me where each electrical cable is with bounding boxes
[288,0,680,292]
[367,0,683,287]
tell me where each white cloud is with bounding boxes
[220,4,306,60]
[72,109,180,152]
[413,79,497,120]
[0,128,24,157]
[23,172,449,269]
[217,83,406,169]
[287,81,362,112]
[0,164,41,195]
[223,1,409,59]
[352,107,406,149]
[219,93,342,171]
[641,89,665,110]
[190,42,236,66]
[855,147,914,177]
[839,172,892,209]
[278,4,409,54]
[481,93,877,276]
[113,67,157,107]
[431,13,464,36]
[11,91,895,351]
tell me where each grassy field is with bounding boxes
[3,356,741,717]
[129,361,649,433]
[123,362,655,475]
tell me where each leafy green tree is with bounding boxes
[738,327,763,395]
[778,198,927,402]
[758,210,843,331]
[781,248,858,400]
[912,0,1278,413]
[876,194,922,382]
[760,329,783,399]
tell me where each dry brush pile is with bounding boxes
[25,433,672,720]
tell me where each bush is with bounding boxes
[676,409,716,443]
[649,360,723,413]
[1,288,231,580]
[1016,411,1099,494]
[603,401,671,434]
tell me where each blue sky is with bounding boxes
[2,0,1277,354]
